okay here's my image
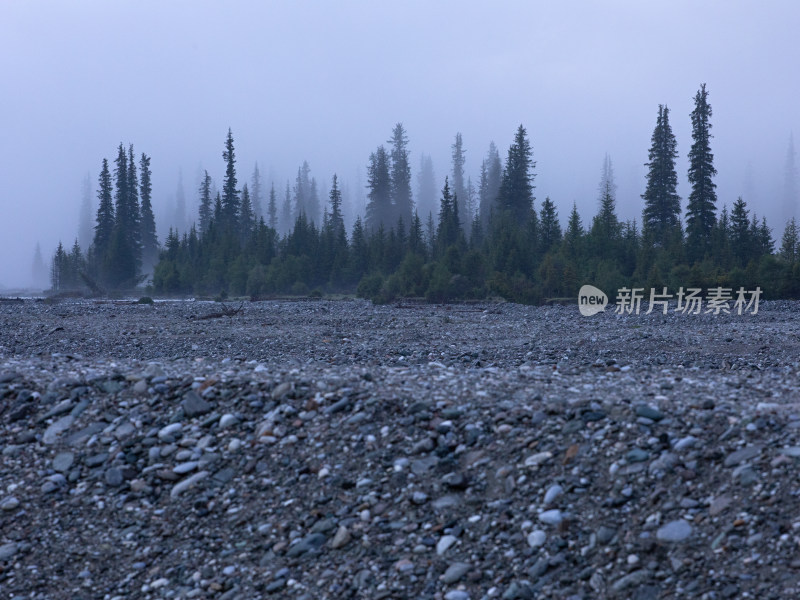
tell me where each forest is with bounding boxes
[50,84,800,304]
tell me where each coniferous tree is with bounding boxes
[107,143,140,287]
[308,175,320,226]
[389,123,413,228]
[240,184,254,241]
[409,211,425,258]
[642,105,681,245]
[780,217,798,263]
[436,177,461,254]
[281,182,292,235]
[539,197,562,254]
[221,128,240,228]
[711,204,732,268]
[563,202,584,259]
[590,157,621,257]
[729,196,751,266]
[451,133,467,220]
[251,163,264,220]
[478,142,503,234]
[93,158,115,266]
[51,242,67,291]
[686,84,717,262]
[267,183,278,231]
[416,154,437,223]
[139,153,159,274]
[198,170,213,236]
[498,125,535,224]
[756,216,774,256]
[365,145,392,232]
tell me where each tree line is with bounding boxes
[51,84,800,302]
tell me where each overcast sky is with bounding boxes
[1,0,799,288]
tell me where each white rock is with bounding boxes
[437,534,457,555]
[544,484,563,505]
[527,529,546,548]
[538,509,563,526]
[170,471,209,498]
[158,423,182,440]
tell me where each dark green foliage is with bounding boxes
[451,133,467,220]
[642,105,681,245]
[686,84,717,262]
[538,197,562,254]
[389,123,413,228]
[198,170,213,236]
[781,217,799,263]
[50,239,85,292]
[137,122,798,304]
[140,153,159,274]
[267,183,278,231]
[498,125,535,224]
[365,145,392,232]
[478,141,502,233]
[221,128,239,228]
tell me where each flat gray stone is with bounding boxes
[656,519,692,542]
[724,446,762,467]
[0,542,19,561]
[442,562,471,584]
[170,470,209,498]
[43,415,75,444]
[52,451,75,473]
[182,391,212,418]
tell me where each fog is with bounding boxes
[1,0,798,289]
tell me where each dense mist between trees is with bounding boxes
[45,86,800,302]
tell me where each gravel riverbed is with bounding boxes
[2,298,800,599]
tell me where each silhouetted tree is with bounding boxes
[642,105,681,246]
[365,145,392,232]
[451,133,467,219]
[498,125,535,224]
[686,84,717,262]
[389,123,413,227]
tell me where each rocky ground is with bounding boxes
[1,297,800,600]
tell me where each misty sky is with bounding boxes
[1,0,799,288]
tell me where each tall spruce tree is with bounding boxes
[497,125,535,224]
[451,133,467,220]
[267,182,278,230]
[729,196,751,266]
[251,163,264,220]
[107,143,140,287]
[780,217,798,263]
[365,145,392,232]
[198,170,213,235]
[221,128,240,228]
[686,84,717,261]
[479,141,502,232]
[388,123,413,228]
[642,105,681,245]
[139,153,159,274]
[436,177,461,254]
[240,183,254,241]
[538,197,562,254]
[93,158,115,268]
[281,182,292,235]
